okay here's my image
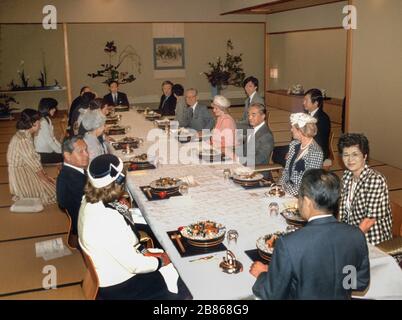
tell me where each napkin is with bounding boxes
[178,175,197,187]
[130,208,147,225]
[233,167,253,175]
[159,263,179,294]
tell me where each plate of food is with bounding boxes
[149,177,182,191]
[130,153,151,164]
[114,105,130,112]
[280,207,307,226]
[107,125,126,135]
[180,220,226,247]
[265,185,286,197]
[112,137,140,150]
[256,232,286,261]
[232,172,264,183]
[199,148,223,161]
[145,111,161,119]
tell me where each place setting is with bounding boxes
[224,167,273,190]
[106,124,129,135]
[139,176,188,201]
[166,220,228,258]
[127,153,156,171]
[111,136,141,152]
[114,104,130,112]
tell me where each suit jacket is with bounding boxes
[158,94,177,116]
[237,92,265,130]
[56,165,87,235]
[252,216,370,300]
[68,96,83,127]
[339,165,393,245]
[103,91,129,107]
[239,123,274,167]
[311,108,331,160]
[279,140,323,196]
[174,96,188,127]
[186,103,215,131]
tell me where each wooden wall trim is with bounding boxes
[268,26,343,35]
[62,23,72,109]
[344,0,353,133]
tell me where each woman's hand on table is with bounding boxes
[249,261,268,278]
[359,218,376,234]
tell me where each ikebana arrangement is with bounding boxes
[88,41,141,85]
[7,57,62,91]
[203,39,245,93]
[0,94,19,118]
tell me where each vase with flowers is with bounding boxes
[203,40,245,98]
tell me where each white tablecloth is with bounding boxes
[113,108,402,300]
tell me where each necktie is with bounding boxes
[113,93,117,104]
[246,97,251,107]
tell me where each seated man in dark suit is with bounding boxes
[183,88,215,132]
[303,88,331,161]
[250,169,370,300]
[68,86,91,129]
[237,103,274,168]
[158,80,177,116]
[56,136,89,237]
[103,80,130,107]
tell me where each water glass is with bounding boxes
[268,202,279,217]
[226,230,239,247]
[223,169,231,182]
[179,183,189,196]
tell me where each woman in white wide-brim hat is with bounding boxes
[279,113,324,196]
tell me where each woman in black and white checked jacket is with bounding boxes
[338,134,392,245]
[279,113,324,196]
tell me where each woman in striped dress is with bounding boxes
[7,109,56,205]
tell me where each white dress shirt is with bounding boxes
[308,214,333,222]
[309,108,319,117]
[78,200,159,287]
[34,117,61,153]
[248,121,265,143]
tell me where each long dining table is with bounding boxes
[110,106,402,300]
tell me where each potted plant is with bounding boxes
[203,40,245,97]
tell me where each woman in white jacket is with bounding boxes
[78,154,180,299]
[34,98,63,164]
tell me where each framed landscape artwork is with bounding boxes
[153,38,185,70]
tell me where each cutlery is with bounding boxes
[143,187,152,198]
[189,255,216,263]
[171,233,186,253]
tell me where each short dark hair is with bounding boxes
[109,80,119,86]
[249,102,266,115]
[243,76,259,89]
[16,108,41,130]
[89,98,107,110]
[299,169,341,216]
[172,84,184,96]
[305,88,324,109]
[38,98,58,118]
[80,92,96,108]
[162,80,174,87]
[79,86,90,95]
[338,133,370,159]
[62,135,84,155]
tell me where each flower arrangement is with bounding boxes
[203,40,245,91]
[7,57,61,91]
[0,94,19,118]
[88,41,141,85]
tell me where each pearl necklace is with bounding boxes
[300,139,313,150]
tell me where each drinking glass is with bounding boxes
[223,169,231,182]
[179,183,189,196]
[268,202,279,217]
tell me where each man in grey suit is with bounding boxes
[238,103,274,168]
[250,169,370,300]
[183,88,215,131]
[237,76,265,131]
